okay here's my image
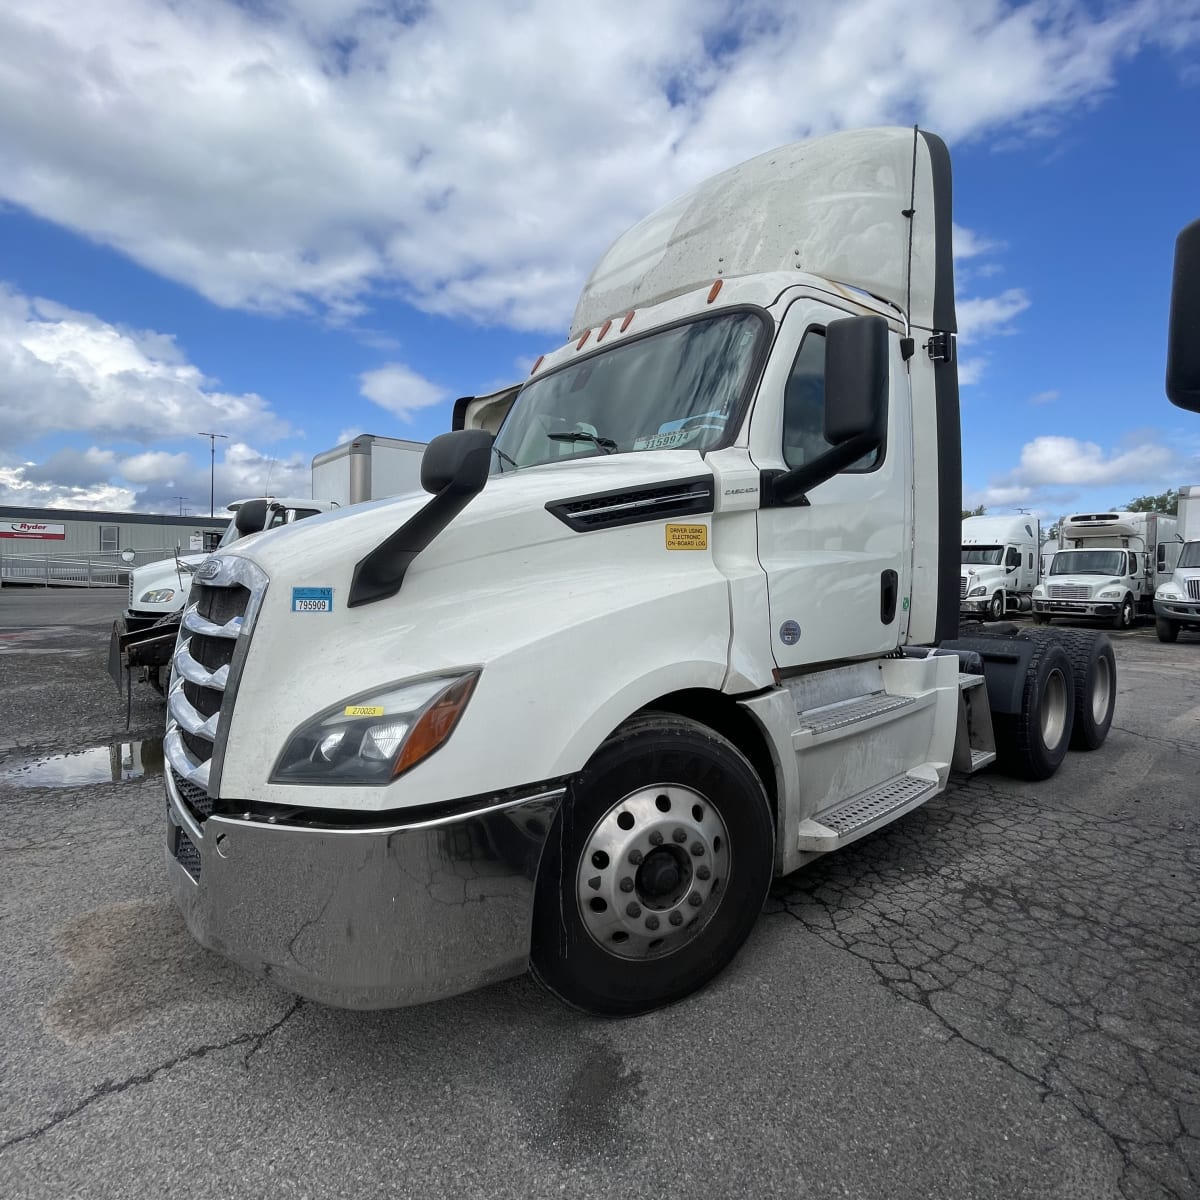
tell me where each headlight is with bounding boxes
[139,588,176,604]
[968,584,987,597]
[1033,586,1045,597]
[1098,588,1122,599]
[1156,585,1182,600]
[271,672,480,785]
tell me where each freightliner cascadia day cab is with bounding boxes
[960,514,1040,621]
[165,127,1138,1017]
[1031,510,1179,629]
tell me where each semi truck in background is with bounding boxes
[310,435,425,508]
[160,126,1140,1017]
[1032,510,1179,629]
[1153,483,1200,642]
[960,514,1040,620]
[111,496,336,697]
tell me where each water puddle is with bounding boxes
[0,738,164,787]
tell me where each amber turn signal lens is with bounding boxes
[391,673,479,778]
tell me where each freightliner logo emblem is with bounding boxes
[196,558,221,580]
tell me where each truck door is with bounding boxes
[751,300,913,668]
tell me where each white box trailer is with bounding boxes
[163,127,1148,1017]
[310,435,426,508]
[960,514,1041,620]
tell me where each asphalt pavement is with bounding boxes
[1,589,1197,1199]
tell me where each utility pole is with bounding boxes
[198,433,228,518]
[174,496,189,517]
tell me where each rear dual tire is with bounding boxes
[993,640,1075,780]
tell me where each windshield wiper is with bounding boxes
[493,445,520,472]
[547,432,617,454]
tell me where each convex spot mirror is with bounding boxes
[421,429,495,496]
[234,499,270,535]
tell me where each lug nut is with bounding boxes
[645,915,660,930]
[626,902,641,918]
[688,892,703,907]
[628,849,643,865]
[697,865,711,880]
[690,842,704,857]
[673,828,687,843]
[669,911,683,926]
[619,877,634,893]
[649,831,664,846]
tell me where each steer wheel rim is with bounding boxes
[1041,668,1069,749]
[576,784,730,961]
[1092,655,1113,724]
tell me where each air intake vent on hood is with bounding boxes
[547,475,715,532]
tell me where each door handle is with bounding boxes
[881,570,898,624]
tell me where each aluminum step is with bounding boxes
[795,690,918,736]
[796,769,940,851]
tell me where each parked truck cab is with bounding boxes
[162,127,1127,1017]
[960,514,1040,620]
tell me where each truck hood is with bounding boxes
[226,449,712,584]
[1041,574,1123,590]
[131,553,206,594]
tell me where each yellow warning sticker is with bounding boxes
[665,523,708,551]
[344,705,385,717]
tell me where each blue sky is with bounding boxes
[0,0,1198,522]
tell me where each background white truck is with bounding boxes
[310,435,425,508]
[960,514,1041,620]
[1032,510,1179,628]
[1153,483,1200,642]
[163,126,1135,1018]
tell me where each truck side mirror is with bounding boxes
[824,314,889,446]
[234,499,270,535]
[421,429,495,496]
[1167,218,1200,412]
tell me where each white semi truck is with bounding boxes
[310,435,426,508]
[163,127,1136,1017]
[960,514,1041,621]
[1153,483,1200,642]
[1032,510,1179,629]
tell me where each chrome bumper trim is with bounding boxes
[164,776,565,1009]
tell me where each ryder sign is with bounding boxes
[2,521,67,540]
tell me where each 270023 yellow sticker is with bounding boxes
[665,523,708,550]
[344,705,385,717]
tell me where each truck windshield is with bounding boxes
[1179,542,1200,569]
[492,312,764,470]
[961,546,1003,566]
[1050,550,1126,576]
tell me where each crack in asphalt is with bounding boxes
[767,775,1200,1200]
[0,998,303,1154]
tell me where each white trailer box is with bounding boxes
[1177,484,1200,543]
[311,435,426,508]
[960,514,1040,620]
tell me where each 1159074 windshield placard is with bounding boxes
[292,587,334,613]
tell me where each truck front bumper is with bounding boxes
[1031,600,1115,617]
[1154,598,1200,624]
[165,768,564,1009]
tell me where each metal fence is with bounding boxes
[0,548,182,588]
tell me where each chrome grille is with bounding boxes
[959,577,967,599]
[163,555,267,804]
[1188,579,1200,601]
[1049,585,1089,600]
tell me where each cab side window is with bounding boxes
[1005,547,1021,569]
[783,329,880,471]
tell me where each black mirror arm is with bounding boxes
[764,432,881,506]
[348,479,479,608]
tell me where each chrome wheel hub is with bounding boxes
[576,784,730,960]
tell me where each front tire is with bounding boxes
[1111,594,1135,630]
[530,712,774,1016]
[1156,616,1179,643]
[987,592,1005,621]
[993,641,1075,780]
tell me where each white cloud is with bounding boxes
[952,223,999,262]
[0,284,290,447]
[0,0,1194,332]
[956,289,1031,344]
[1029,389,1060,406]
[360,363,448,421]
